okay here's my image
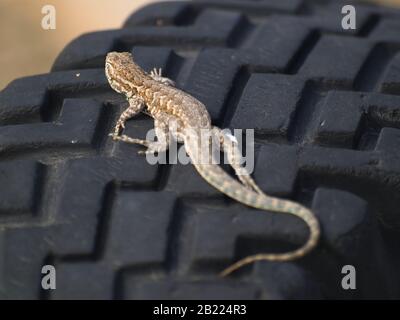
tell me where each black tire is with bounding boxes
[1,0,400,299]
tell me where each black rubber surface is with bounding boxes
[1,0,400,299]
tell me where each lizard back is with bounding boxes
[105,52,211,129]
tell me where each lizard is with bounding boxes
[105,51,320,277]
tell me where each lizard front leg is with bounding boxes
[150,68,175,86]
[110,96,145,139]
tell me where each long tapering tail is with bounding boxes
[183,130,320,276]
[190,160,320,277]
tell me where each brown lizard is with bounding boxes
[105,52,320,277]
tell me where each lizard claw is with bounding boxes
[151,68,162,77]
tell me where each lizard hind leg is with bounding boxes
[213,127,265,195]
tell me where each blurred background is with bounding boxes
[0,0,399,90]
[0,0,158,89]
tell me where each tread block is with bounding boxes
[313,187,400,298]
[253,144,298,196]
[0,99,103,157]
[102,191,176,266]
[380,52,400,95]
[315,91,364,148]
[252,262,322,299]
[316,91,400,149]
[375,127,400,172]
[0,227,52,299]
[0,69,109,125]
[53,9,245,72]
[313,188,371,256]
[298,36,372,85]
[125,0,303,28]
[0,161,43,216]
[124,1,190,27]
[369,18,400,42]
[229,74,305,136]
[51,262,114,300]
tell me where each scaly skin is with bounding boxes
[105,52,320,277]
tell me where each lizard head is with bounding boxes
[105,51,148,96]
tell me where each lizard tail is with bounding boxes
[191,162,320,277]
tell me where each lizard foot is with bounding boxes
[150,67,175,86]
[110,134,150,146]
[138,141,169,155]
[111,134,168,156]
